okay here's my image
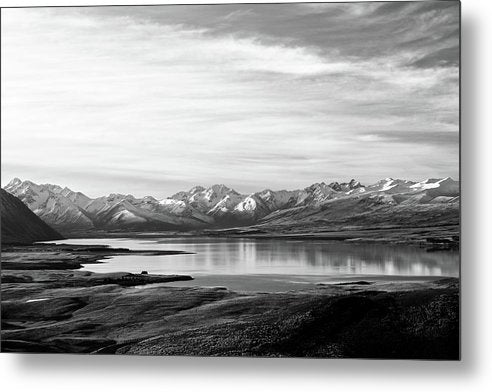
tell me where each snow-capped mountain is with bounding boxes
[60,187,92,210]
[2,176,459,234]
[171,184,243,213]
[4,178,94,231]
[3,179,216,232]
[328,179,363,192]
[257,177,459,231]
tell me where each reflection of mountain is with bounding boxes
[0,188,63,244]
[3,177,459,235]
[73,237,460,278]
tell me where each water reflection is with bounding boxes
[52,237,459,277]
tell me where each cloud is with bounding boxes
[1,4,459,197]
[358,130,460,147]
[355,134,389,143]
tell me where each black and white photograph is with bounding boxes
[1,1,460,360]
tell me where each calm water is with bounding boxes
[47,237,459,285]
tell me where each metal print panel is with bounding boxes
[0,1,460,359]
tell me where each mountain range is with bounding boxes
[3,177,459,235]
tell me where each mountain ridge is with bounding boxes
[3,177,459,235]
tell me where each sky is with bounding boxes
[1,2,460,198]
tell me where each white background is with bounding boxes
[0,0,490,391]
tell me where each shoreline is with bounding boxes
[1,243,194,286]
[1,243,459,358]
[55,224,460,251]
[38,237,459,292]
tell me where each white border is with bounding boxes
[1,1,491,391]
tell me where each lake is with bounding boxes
[46,237,460,292]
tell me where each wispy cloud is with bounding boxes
[1,3,459,197]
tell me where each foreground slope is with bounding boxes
[0,189,63,244]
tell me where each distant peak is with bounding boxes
[348,179,363,188]
[209,184,238,194]
[108,193,125,199]
[189,185,205,193]
[329,182,341,191]
[6,178,36,189]
[6,177,22,187]
[308,182,329,190]
[328,180,363,191]
[422,178,441,184]
[60,186,74,195]
[210,184,229,190]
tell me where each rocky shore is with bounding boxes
[1,244,459,359]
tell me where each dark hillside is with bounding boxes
[1,189,63,245]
